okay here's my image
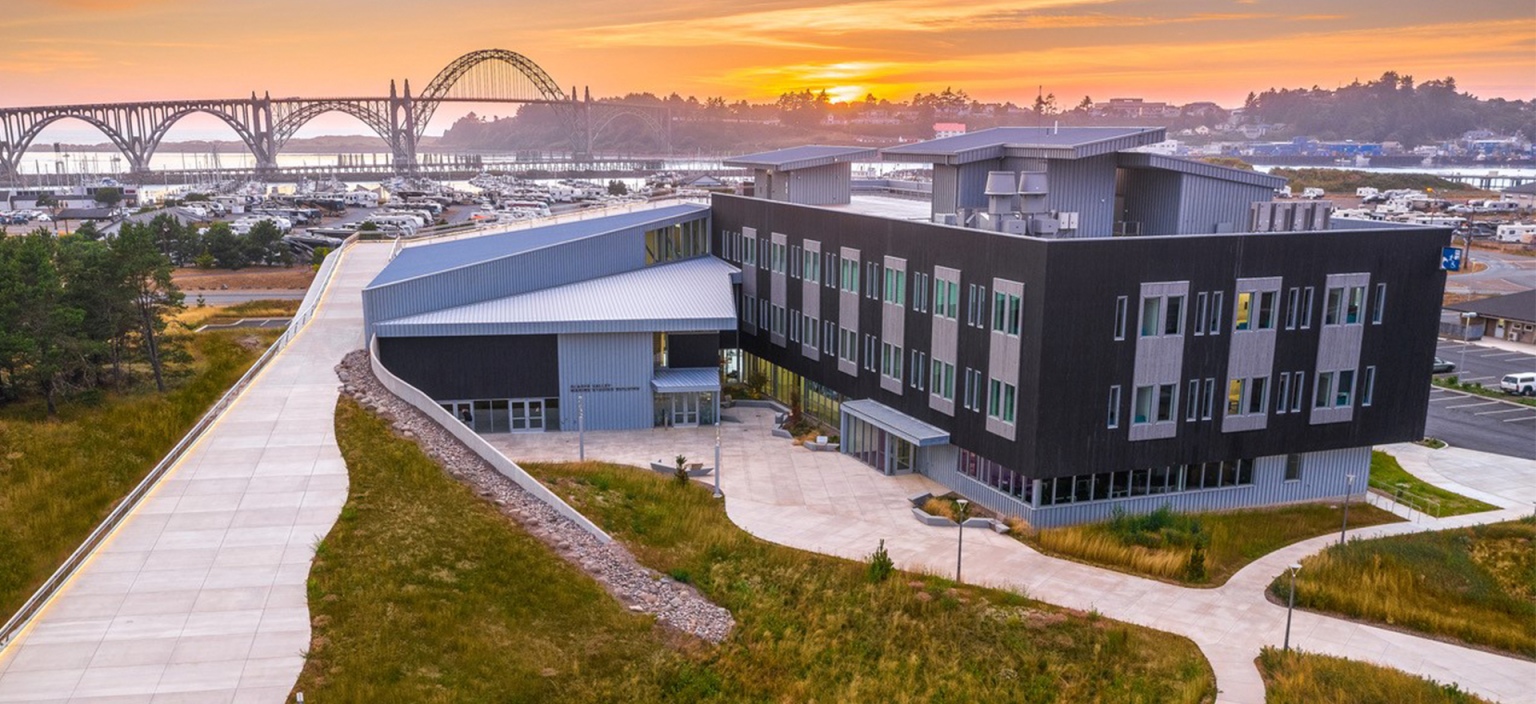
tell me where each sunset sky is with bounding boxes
[3,0,1532,141]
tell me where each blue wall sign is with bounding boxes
[1441,247,1463,272]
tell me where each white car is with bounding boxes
[1500,372,1536,397]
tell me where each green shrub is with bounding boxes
[866,539,894,583]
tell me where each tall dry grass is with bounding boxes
[1258,647,1491,704]
[1035,526,1192,579]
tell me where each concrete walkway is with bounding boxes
[494,409,1536,704]
[0,244,392,704]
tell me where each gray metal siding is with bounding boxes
[787,163,853,205]
[1222,277,1283,433]
[802,239,822,361]
[838,247,861,377]
[1120,168,1183,235]
[926,446,1369,527]
[929,266,960,416]
[881,256,907,395]
[364,229,642,333]
[1045,153,1118,237]
[985,277,1023,440]
[1129,280,1188,441]
[931,165,958,220]
[557,333,655,431]
[770,232,788,347]
[1179,175,1275,234]
[1312,272,1370,425]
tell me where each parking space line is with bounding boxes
[1459,376,1498,383]
[1476,407,1529,416]
[1474,351,1524,358]
[1502,415,1536,423]
[1427,395,1458,402]
[1446,401,1499,410]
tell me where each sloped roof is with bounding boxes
[373,255,739,337]
[841,399,951,447]
[1446,289,1536,323]
[367,203,708,288]
[881,126,1166,165]
[724,145,878,171]
[1116,152,1287,189]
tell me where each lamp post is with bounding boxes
[1284,562,1302,652]
[713,421,722,499]
[1459,312,1475,372]
[577,395,585,462]
[1339,474,1355,546]
[955,498,970,582]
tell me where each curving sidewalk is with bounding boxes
[495,409,1536,704]
[0,244,392,703]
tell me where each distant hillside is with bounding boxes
[1246,72,1534,145]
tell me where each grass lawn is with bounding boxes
[0,329,278,619]
[1368,450,1500,517]
[1272,519,1536,658]
[301,397,1217,702]
[1257,647,1492,704]
[177,299,302,329]
[1022,502,1402,586]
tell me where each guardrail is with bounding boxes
[366,336,611,542]
[0,233,360,651]
[1366,478,1441,520]
[393,196,711,252]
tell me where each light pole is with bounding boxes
[955,498,970,582]
[577,395,585,462]
[713,421,722,499]
[1339,474,1355,546]
[1459,312,1475,373]
[1284,562,1302,652]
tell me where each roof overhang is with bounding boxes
[1115,152,1286,189]
[724,145,878,171]
[841,399,951,447]
[652,367,721,394]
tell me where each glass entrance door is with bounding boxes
[671,394,700,427]
[510,399,546,431]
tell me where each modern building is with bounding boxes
[362,126,1451,526]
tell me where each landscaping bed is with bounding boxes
[1271,519,1536,658]
[1019,503,1402,586]
[1257,647,1491,703]
[1368,450,1499,517]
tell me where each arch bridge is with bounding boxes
[0,49,670,178]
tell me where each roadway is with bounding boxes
[1426,339,1536,459]
[1445,247,1536,297]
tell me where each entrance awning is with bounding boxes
[841,399,951,447]
[651,367,721,394]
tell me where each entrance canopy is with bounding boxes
[841,399,950,447]
[651,367,721,394]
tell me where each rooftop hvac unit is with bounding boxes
[933,212,958,226]
[984,170,1017,215]
[1019,170,1048,214]
[1029,216,1059,236]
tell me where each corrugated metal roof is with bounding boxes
[366,204,708,288]
[1445,289,1536,323]
[881,127,1165,165]
[723,145,879,171]
[1116,152,1286,189]
[652,367,721,393]
[841,399,951,447]
[374,255,739,337]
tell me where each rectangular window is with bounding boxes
[1345,285,1365,324]
[1201,378,1215,420]
[1290,371,1305,412]
[1300,287,1314,329]
[1234,291,1252,331]
[1335,369,1355,406]
[1133,386,1153,424]
[1257,291,1276,329]
[1164,295,1183,335]
[1285,287,1300,329]
[1371,283,1386,324]
[945,281,959,318]
[1194,292,1208,337]
[1140,297,1161,337]
[1114,296,1128,340]
[988,378,1001,417]
[1227,378,1245,415]
[993,290,1007,331]
[1156,384,1176,422]
[1247,376,1268,415]
[1003,383,1016,423]
[1277,373,1292,414]
[825,253,836,288]
[1285,454,1302,482]
[1186,379,1200,421]
[1324,287,1343,325]
[1314,371,1334,408]
[1108,385,1122,428]
[1362,366,1376,406]
[1208,291,1224,334]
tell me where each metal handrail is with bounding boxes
[0,234,359,650]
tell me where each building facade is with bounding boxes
[361,127,1451,526]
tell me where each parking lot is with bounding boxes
[1426,340,1536,459]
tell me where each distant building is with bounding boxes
[1093,98,1178,119]
[1447,290,1536,345]
[1501,181,1536,208]
[933,122,967,139]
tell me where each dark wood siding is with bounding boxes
[669,333,720,368]
[377,335,559,400]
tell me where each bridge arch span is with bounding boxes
[589,107,668,152]
[413,49,569,142]
[141,107,265,169]
[8,113,138,174]
[271,101,394,154]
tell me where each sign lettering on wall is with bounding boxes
[569,383,642,393]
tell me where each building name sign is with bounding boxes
[569,382,641,394]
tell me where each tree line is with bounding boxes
[1244,72,1534,146]
[84,213,296,270]
[0,223,184,414]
